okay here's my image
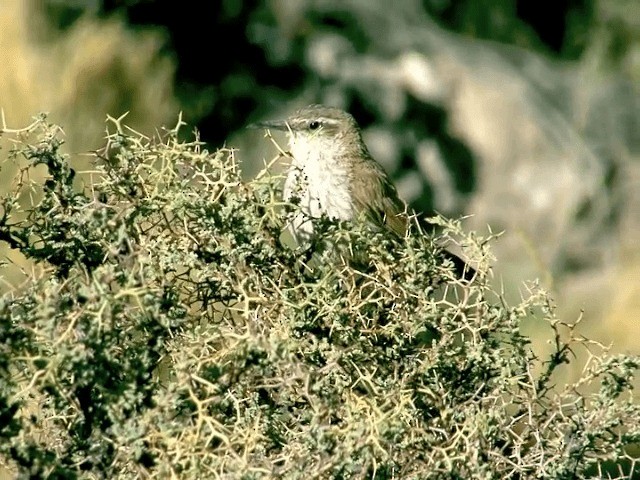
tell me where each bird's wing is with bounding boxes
[349,159,408,237]
[350,159,476,280]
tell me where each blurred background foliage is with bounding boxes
[0,0,638,375]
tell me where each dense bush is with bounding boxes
[0,116,638,479]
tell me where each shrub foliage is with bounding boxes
[0,115,638,479]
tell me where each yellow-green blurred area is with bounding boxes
[0,0,178,284]
[1,0,639,383]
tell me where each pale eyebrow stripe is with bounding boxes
[322,118,341,127]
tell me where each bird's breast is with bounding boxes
[283,146,355,238]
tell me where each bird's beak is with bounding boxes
[246,119,289,131]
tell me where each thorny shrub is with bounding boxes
[0,115,638,479]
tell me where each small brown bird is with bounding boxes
[251,104,474,279]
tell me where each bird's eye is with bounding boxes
[308,121,320,130]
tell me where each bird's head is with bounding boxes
[250,104,364,164]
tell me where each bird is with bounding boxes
[250,104,474,280]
